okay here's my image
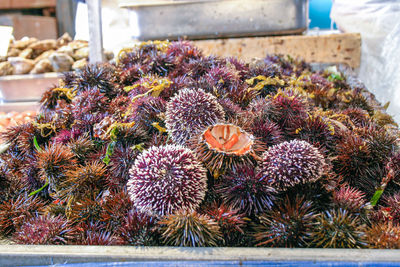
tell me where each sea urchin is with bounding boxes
[127,145,207,216]
[165,88,225,145]
[260,140,326,191]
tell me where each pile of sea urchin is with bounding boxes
[0,40,399,248]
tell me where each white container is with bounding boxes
[0,73,61,102]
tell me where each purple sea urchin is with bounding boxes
[260,140,326,190]
[127,145,207,216]
[165,88,225,145]
[158,210,222,247]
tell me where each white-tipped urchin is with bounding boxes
[165,88,225,145]
[260,140,326,190]
[127,144,207,216]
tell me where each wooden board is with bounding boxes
[0,0,11,9]
[0,15,57,40]
[194,33,361,69]
[7,0,56,9]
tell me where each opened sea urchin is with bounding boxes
[260,140,326,190]
[192,123,263,174]
[127,145,207,216]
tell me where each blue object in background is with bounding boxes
[309,0,335,29]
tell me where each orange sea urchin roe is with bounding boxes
[203,124,253,155]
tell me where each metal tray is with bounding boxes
[0,73,61,102]
[120,0,309,40]
[2,246,400,266]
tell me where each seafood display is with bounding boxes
[0,33,113,76]
[0,40,399,248]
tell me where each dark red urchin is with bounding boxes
[39,85,73,113]
[332,134,375,195]
[205,202,247,246]
[0,195,45,236]
[165,88,225,145]
[59,161,108,201]
[0,149,25,183]
[73,63,118,98]
[225,57,250,79]
[0,160,18,202]
[268,90,309,131]
[158,210,222,247]
[71,89,109,131]
[52,129,74,145]
[260,140,327,191]
[61,71,76,88]
[99,190,132,232]
[247,98,284,146]
[264,54,311,77]
[387,151,400,186]
[377,193,400,225]
[333,185,367,213]
[200,66,250,105]
[130,95,167,136]
[67,134,97,163]
[247,97,277,119]
[127,145,207,216]
[107,95,131,119]
[75,222,125,245]
[216,165,276,216]
[340,108,371,127]
[217,98,245,121]
[67,194,104,225]
[119,62,148,86]
[12,214,76,245]
[166,41,202,66]
[37,143,77,193]
[107,144,140,189]
[171,55,221,79]
[2,122,49,156]
[355,123,397,165]
[339,91,374,115]
[253,196,316,248]
[119,209,158,246]
[366,222,400,249]
[291,115,338,153]
[249,116,283,148]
